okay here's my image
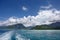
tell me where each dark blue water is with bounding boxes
[0,29,10,35]
[0,30,60,40]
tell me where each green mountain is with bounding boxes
[31,25,53,30]
[31,22,60,30]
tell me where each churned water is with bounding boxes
[0,30,60,40]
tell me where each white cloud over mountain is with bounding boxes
[0,5,60,27]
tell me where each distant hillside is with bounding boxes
[0,22,60,30]
[0,24,26,29]
[31,22,60,30]
[49,22,60,29]
[31,25,54,30]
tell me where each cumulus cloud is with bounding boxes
[0,17,17,26]
[0,5,60,27]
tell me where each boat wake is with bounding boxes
[0,31,30,40]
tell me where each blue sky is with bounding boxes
[0,0,60,26]
[0,0,60,20]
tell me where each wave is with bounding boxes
[0,31,13,40]
[0,31,30,40]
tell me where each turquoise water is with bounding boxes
[0,30,60,40]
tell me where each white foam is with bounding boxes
[0,31,13,40]
[16,33,30,40]
[0,31,30,40]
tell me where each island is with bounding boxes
[0,22,60,30]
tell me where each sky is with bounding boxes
[0,0,60,27]
[0,0,60,19]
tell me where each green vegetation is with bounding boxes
[31,25,60,30]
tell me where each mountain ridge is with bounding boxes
[0,22,60,30]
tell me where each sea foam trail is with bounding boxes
[0,31,30,40]
[16,33,30,40]
[0,31,13,40]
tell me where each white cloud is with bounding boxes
[0,5,60,27]
[22,6,27,11]
[40,4,52,9]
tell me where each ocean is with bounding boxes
[0,29,60,40]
